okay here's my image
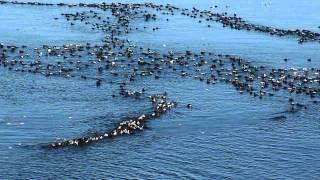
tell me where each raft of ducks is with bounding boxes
[0,1,319,148]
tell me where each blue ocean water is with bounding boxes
[0,0,320,179]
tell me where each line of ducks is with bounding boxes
[186,8,320,44]
[1,1,320,44]
[43,95,177,148]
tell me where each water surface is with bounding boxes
[1,0,320,179]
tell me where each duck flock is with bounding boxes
[1,1,320,148]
